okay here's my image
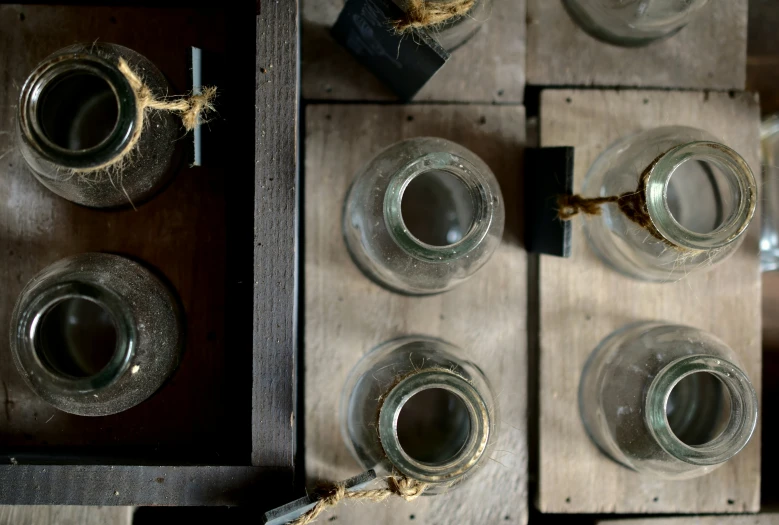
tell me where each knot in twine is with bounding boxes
[77,58,217,176]
[556,152,670,245]
[393,0,476,32]
[288,476,428,525]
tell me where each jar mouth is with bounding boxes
[17,282,135,394]
[378,369,491,485]
[645,355,758,466]
[384,153,495,263]
[18,53,137,171]
[646,142,757,251]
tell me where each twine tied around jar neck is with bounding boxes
[287,476,427,525]
[392,0,476,32]
[557,152,672,245]
[75,58,217,177]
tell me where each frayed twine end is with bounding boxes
[392,0,476,33]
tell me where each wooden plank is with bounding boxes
[0,506,132,525]
[0,5,255,465]
[747,0,779,115]
[0,465,290,506]
[304,104,528,524]
[301,0,525,103]
[599,517,779,525]
[526,0,747,90]
[537,89,762,514]
[254,1,299,469]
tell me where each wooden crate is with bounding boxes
[0,3,297,506]
[536,89,762,514]
[304,104,529,524]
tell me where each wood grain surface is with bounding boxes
[304,104,528,524]
[302,0,525,103]
[537,89,762,514]
[748,0,779,115]
[526,0,748,90]
[600,516,779,525]
[0,505,132,525]
[254,0,299,471]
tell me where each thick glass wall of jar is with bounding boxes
[562,0,709,47]
[16,43,180,208]
[343,137,504,295]
[341,336,496,493]
[9,253,184,416]
[564,126,756,282]
[579,322,758,479]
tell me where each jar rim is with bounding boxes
[645,355,758,466]
[646,141,757,251]
[383,152,496,263]
[18,52,138,171]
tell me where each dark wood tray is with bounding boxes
[0,3,297,506]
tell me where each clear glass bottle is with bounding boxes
[343,137,504,295]
[341,336,496,492]
[405,0,494,52]
[760,114,779,271]
[562,0,710,47]
[16,43,180,208]
[9,253,184,416]
[579,322,758,479]
[576,126,756,282]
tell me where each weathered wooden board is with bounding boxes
[305,104,528,524]
[0,505,132,525]
[747,0,779,115]
[302,0,525,102]
[254,0,299,471]
[538,89,762,514]
[599,517,779,525]
[526,0,747,90]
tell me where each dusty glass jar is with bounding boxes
[343,137,504,295]
[9,253,184,416]
[580,321,758,479]
[578,126,756,282]
[760,114,779,271]
[401,0,494,52]
[562,0,709,47]
[16,43,179,208]
[341,336,496,492]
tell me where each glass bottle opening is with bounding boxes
[666,158,737,234]
[396,387,472,464]
[34,296,119,379]
[401,170,475,247]
[38,72,119,151]
[666,371,732,447]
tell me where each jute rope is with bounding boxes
[288,476,428,525]
[393,0,476,32]
[76,58,217,175]
[557,152,670,244]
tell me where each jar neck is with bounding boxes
[644,355,758,466]
[18,281,135,394]
[18,53,137,171]
[645,141,756,251]
[383,152,496,263]
[378,369,491,485]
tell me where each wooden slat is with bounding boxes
[0,506,132,525]
[526,0,747,90]
[0,465,290,506]
[254,1,299,470]
[537,89,762,514]
[304,104,528,524]
[301,0,525,103]
[747,0,779,115]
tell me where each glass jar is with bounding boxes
[340,336,496,492]
[16,43,180,208]
[9,253,184,416]
[760,114,779,271]
[400,0,494,52]
[343,137,504,295]
[579,322,758,479]
[575,126,756,282]
[562,0,710,47]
